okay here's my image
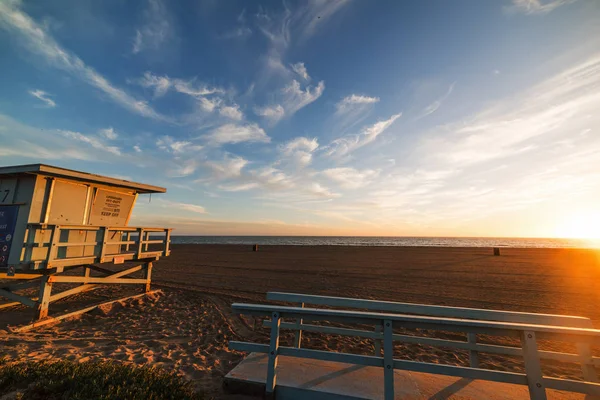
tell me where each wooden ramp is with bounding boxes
[224,353,585,400]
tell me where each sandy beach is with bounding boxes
[1,245,600,398]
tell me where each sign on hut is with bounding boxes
[0,164,171,327]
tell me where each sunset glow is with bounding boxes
[555,211,600,240]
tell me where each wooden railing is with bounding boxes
[230,296,600,400]
[19,224,171,269]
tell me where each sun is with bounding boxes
[555,210,600,240]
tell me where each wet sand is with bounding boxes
[1,245,600,398]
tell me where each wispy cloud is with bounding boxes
[157,199,207,214]
[156,135,203,153]
[220,9,252,40]
[204,155,249,179]
[0,2,164,120]
[280,137,319,167]
[291,62,310,81]
[294,0,350,41]
[134,71,223,99]
[334,94,380,128]
[506,0,576,14]
[254,104,285,123]
[282,79,325,115]
[219,104,244,120]
[322,167,380,189]
[335,94,380,114]
[99,127,118,140]
[204,123,270,145]
[256,78,325,124]
[132,0,173,54]
[417,82,455,119]
[421,54,600,167]
[325,113,402,158]
[29,89,56,108]
[57,130,121,155]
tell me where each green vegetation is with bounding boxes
[0,358,203,400]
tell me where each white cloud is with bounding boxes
[156,135,203,153]
[218,182,260,192]
[29,89,56,107]
[204,123,270,145]
[422,54,600,167]
[1,5,164,120]
[198,97,221,112]
[282,79,325,115]
[507,0,576,14]
[0,2,164,120]
[132,0,172,54]
[335,94,379,114]
[280,137,319,167]
[325,113,402,158]
[322,167,380,189]
[133,145,142,153]
[99,127,118,140]
[57,130,121,155]
[135,71,223,99]
[219,104,244,120]
[159,199,207,214]
[254,104,285,123]
[205,155,249,179]
[291,62,310,81]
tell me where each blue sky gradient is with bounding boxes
[1,0,599,237]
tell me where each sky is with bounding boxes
[1,0,599,238]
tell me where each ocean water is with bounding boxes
[171,236,600,249]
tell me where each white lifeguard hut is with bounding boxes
[0,164,171,325]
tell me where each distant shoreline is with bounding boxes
[169,236,600,249]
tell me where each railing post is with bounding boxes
[136,228,144,257]
[521,330,547,400]
[293,302,304,348]
[577,342,599,383]
[374,321,382,356]
[48,226,61,265]
[125,231,131,252]
[467,332,480,368]
[164,229,171,256]
[99,227,109,263]
[383,319,394,400]
[266,311,281,398]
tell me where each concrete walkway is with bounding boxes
[224,353,586,399]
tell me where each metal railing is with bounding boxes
[20,224,171,269]
[230,298,600,400]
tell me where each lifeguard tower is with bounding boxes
[0,164,171,326]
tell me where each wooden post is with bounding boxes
[493,247,500,256]
[35,275,53,320]
[467,332,480,368]
[136,228,144,256]
[293,302,304,348]
[266,311,281,398]
[125,231,131,252]
[82,266,90,284]
[521,330,547,400]
[577,342,599,383]
[383,319,394,400]
[253,244,259,252]
[143,262,153,293]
